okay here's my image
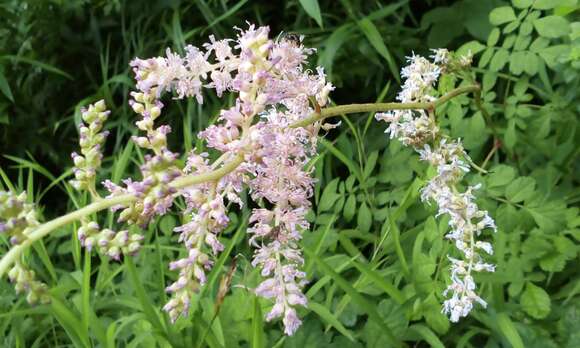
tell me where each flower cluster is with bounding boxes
[375,50,496,322]
[1,191,49,304]
[77,220,144,260]
[163,153,235,322]
[70,100,110,194]
[8,262,50,305]
[124,25,331,334]
[103,88,182,227]
[0,191,38,244]
[246,111,315,335]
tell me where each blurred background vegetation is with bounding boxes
[0,0,579,347]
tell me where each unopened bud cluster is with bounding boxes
[8,262,50,305]
[1,191,50,304]
[77,220,144,260]
[70,100,110,192]
[0,191,38,244]
[103,87,182,227]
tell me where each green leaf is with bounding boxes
[50,297,91,347]
[351,260,405,304]
[496,313,525,348]
[357,202,372,233]
[0,66,14,102]
[309,302,355,341]
[457,40,486,57]
[409,324,445,348]
[512,0,533,8]
[490,49,509,71]
[343,194,357,222]
[487,28,501,46]
[251,296,265,348]
[506,177,536,203]
[509,51,526,75]
[125,257,168,341]
[490,7,517,25]
[319,178,340,212]
[525,200,567,233]
[533,0,571,10]
[362,299,408,345]
[421,294,450,334]
[488,165,516,187]
[505,119,517,149]
[0,55,73,79]
[523,52,539,75]
[304,248,401,346]
[363,151,378,179]
[534,16,570,38]
[318,24,353,76]
[159,215,176,236]
[521,283,551,319]
[539,45,569,68]
[298,0,323,28]
[357,18,399,80]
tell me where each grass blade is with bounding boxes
[304,247,401,347]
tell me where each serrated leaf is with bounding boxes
[534,16,570,38]
[490,6,517,25]
[521,283,551,319]
[506,177,536,203]
[488,165,516,187]
[525,200,567,233]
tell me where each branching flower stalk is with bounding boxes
[0,24,496,334]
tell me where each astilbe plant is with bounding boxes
[0,24,497,336]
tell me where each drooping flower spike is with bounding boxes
[375,49,496,322]
[113,24,333,334]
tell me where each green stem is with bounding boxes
[291,84,481,128]
[0,84,481,279]
[0,155,245,278]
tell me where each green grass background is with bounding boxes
[0,0,579,347]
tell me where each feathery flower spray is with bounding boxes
[121,25,331,334]
[375,49,496,322]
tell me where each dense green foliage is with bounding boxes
[1,0,579,347]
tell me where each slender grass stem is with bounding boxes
[0,84,482,279]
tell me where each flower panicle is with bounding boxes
[8,262,50,305]
[0,190,39,245]
[132,24,330,333]
[77,220,144,260]
[375,49,496,322]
